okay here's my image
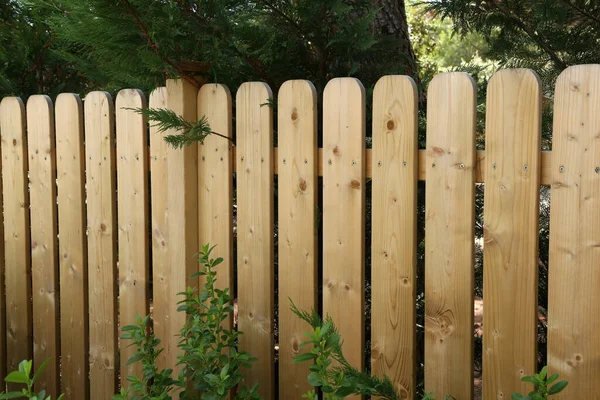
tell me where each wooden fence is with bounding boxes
[0,64,598,400]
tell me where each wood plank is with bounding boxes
[547,64,600,398]
[148,87,171,371]
[277,80,318,398]
[483,69,541,398]
[371,76,418,399]
[55,93,88,399]
[116,89,149,384]
[84,91,118,399]
[197,84,233,312]
[236,82,274,399]
[0,102,6,384]
[160,79,199,372]
[322,78,366,374]
[26,95,59,397]
[424,72,476,400]
[0,97,32,379]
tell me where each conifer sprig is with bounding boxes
[131,107,233,148]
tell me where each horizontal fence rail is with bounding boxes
[0,64,599,400]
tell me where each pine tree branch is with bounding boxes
[119,0,201,88]
[171,0,277,88]
[558,0,600,26]
[488,0,568,70]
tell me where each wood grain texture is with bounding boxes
[322,78,366,374]
[0,102,5,383]
[424,72,476,400]
[148,87,171,371]
[0,97,32,377]
[27,95,59,397]
[371,75,417,399]
[197,84,233,308]
[55,93,88,399]
[84,91,118,399]
[162,79,199,372]
[547,64,600,398]
[277,80,318,398]
[116,89,149,383]
[236,82,274,400]
[483,69,541,399]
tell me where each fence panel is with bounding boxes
[483,69,541,398]
[115,89,149,383]
[197,84,233,305]
[548,64,600,398]
[0,97,32,378]
[424,72,476,399]
[27,95,60,397]
[84,91,118,399]
[277,80,318,398]
[322,77,366,380]
[371,75,418,399]
[56,93,88,399]
[236,82,275,399]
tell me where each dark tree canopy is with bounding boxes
[21,0,416,96]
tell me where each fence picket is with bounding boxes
[197,84,233,308]
[116,89,149,384]
[371,75,418,399]
[424,72,476,399]
[161,79,199,372]
[0,98,32,379]
[148,87,171,371]
[84,91,118,399]
[323,78,366,380]
[277,80,318,398]
[236,82,275,399]
[56,93,88,399]
[483,69,541,398]
[548,64,600,398]
[27,95,59,397]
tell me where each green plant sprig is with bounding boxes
[0,359,64,400]
[511,366,568,400]
[129,107,234,148]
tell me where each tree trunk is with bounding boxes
[372,0,418,79]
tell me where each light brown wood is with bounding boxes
[370,76,418,399]
[424,72,476,400]
[277,80,318,398]
[233,148,553,184]
[161,79,199,372]
[0,97,32,378]
[236,82,275,399]
[322,78,366,375]
[547,64,600,398]
[55,93,88,399]
[116,89,149,383]
[84,91,118,399]
[148,87,171,371]
[197,84,233,312]
[27,95,59,397]
[0,103,5,383]
[483,69,541,399]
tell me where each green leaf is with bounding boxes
[293,353,318,363]
[32,358,51,384]
[4,371,29,384]
[548,380,568,395]
[126,353,144,365]
[307,372,323,387]
[0,392,26,399]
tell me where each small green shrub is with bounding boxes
[291,302,454,400]
[512,366,568,400]
[0,359,63,400]
[114,244,261,400]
